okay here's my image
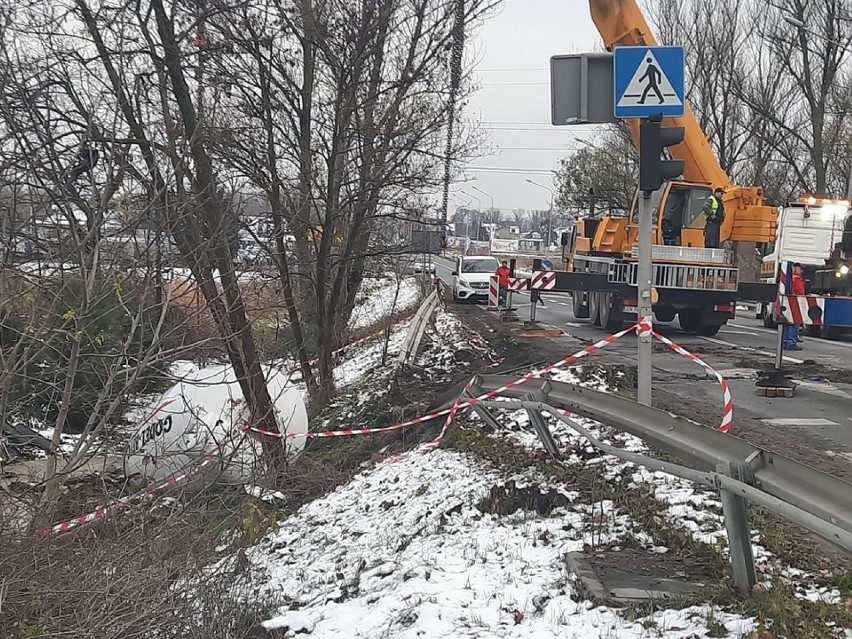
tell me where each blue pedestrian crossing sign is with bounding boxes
[614,46,684,118]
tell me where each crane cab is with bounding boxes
[573,181,713,257]
[630,181,713,250]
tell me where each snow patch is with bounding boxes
[349,276,421,330]
[217,450,756,638]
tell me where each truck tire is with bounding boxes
[696,324,722,336]
[820,325,843,340]
[572,291,590,319]
[588,292,602,327]
[599,293,622,331]
[654,307,676,323]
[678,309,702,333]
[762,308,777,329]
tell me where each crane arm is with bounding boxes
[588,0,776,243]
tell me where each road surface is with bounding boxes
[435,255,852,468]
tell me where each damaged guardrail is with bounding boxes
[467,374,852,592]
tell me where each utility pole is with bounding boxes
[526,178,555,253]
[637,114,685,406]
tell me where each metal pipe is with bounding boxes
[637,190,653,405]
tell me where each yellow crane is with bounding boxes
[575,0,776,256]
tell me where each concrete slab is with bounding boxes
[565,550,710,602]
[762,418,840,427]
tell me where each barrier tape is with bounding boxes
[651,331,733,433]
[42,454,219,537]
[637,315,653,337]
[243,325,637,441]
[47,316,735,536]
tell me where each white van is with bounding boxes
[452,255,500,302]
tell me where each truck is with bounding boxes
[759,197,851,337]
[766,198,852,338]
[538,0,777,335]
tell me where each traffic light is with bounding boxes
[639,114,685,193]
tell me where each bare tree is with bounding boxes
[554,128,636,215]
[201,0,495,397]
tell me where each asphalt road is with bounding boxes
[434,255,852,371]
[435,254,852,462]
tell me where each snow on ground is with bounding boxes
[484,366,847,616]
[218,449,755,638]
[348,275,421,330]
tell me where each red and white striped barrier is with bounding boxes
[781,294,824,326]
[487,276,531,310]
[530,270,557,290]
[488,276,500,310]
[42,454,219,537]
[651,331,733,433]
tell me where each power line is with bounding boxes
[465,166,557,174]
[489,146,581,151]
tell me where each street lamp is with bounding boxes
[526,178,555,254]
[781,11,852,198]
[470,185,495,254]
[451,194,473,239]
[461,190,481,246]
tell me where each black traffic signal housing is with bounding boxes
[639,114,685,193]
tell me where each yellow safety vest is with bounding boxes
[706,196,721,222]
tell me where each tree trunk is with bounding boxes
[151,0,284,471]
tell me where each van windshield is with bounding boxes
[462,259,498,273]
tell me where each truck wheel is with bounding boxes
[678,309,702,333]
[572,292,590,319]
[654,307,676,323]
[599,293,622,331]
[588,292,602,327]
[763,309,777,329]
[696,324,721,336]
[820,325,843,340]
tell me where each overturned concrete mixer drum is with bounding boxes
[123,365,308,486]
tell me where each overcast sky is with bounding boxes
[453,0,606,213]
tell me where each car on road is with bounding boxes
[452,255,499,302]
[412,254,436,274]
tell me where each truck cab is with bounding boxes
[759,197,851,330]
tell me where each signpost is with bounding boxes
[614,46,685,406]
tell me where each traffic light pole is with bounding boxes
[637,189,653,406]
[636,113,684,407]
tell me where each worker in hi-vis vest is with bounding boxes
[702,187,726,249]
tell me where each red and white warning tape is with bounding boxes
[243,324,637,442]
[42,454,219,537]
[46,314,735,537]
[651,331,733,433]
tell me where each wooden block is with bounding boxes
[510,327,563,338]
[781,388,794,398]
[766,388,777,398]
[756,387,767,397]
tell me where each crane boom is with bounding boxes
[589,0,776,243]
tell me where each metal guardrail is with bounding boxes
[398,289,440,366]
[463,374,852,591]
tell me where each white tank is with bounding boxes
[123,364,308,485]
